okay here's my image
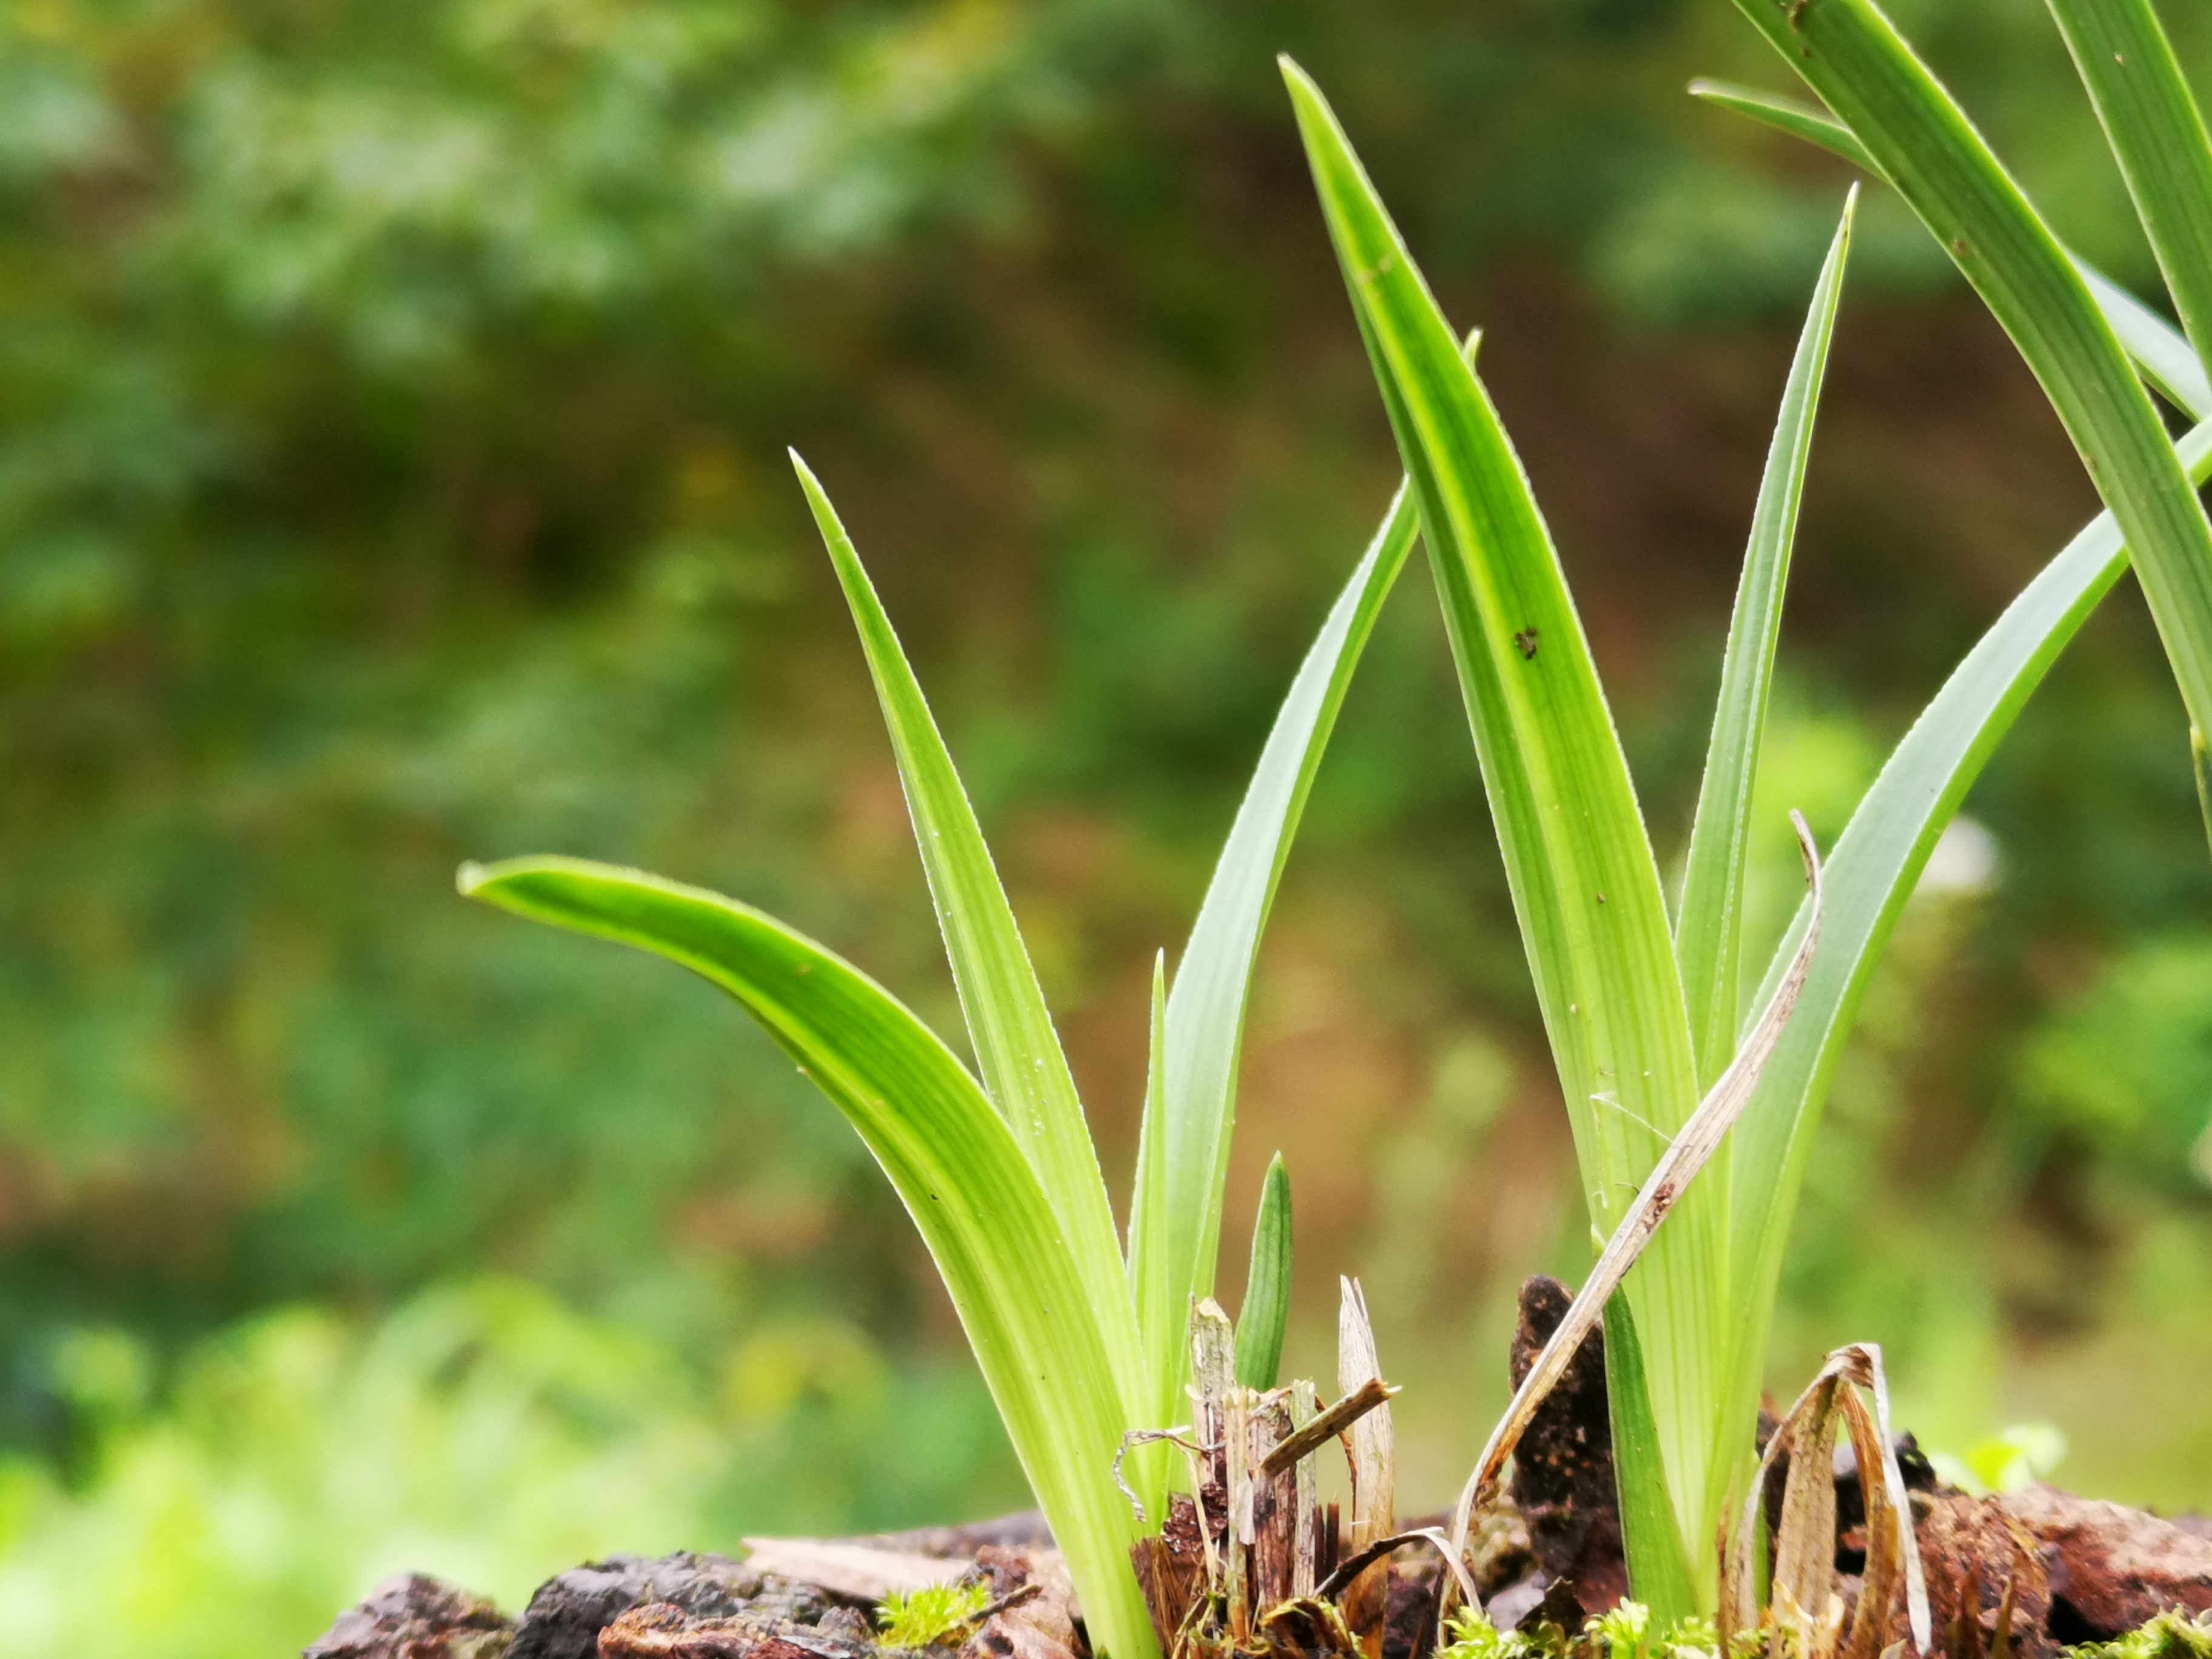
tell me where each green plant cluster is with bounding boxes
[4,0,2212,1653]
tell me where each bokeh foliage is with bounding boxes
[2,0,2211,1651]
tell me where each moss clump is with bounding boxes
[1438,1601,1748,1659]
[877,1582,994,1649]
[2070,1612,2212,1659]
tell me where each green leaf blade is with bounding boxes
[790,455,1141,1429]
[2046,0,2212,375]
[1131,478,1420,1433]
[458,857,1159,1659]
[1721,415,2212,1484]
[1604,1297,1698,1629]
[1730,0,2212,766]
[1687,78,1878,170]
[1688,80,2212,421]
[1234,1153,1293,1392]
[1281,56,1724,1595]
[1677,191,1855,1087]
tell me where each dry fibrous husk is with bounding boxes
[1726,1343,1929,1659]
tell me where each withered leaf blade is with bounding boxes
[1724,1343,1930,1655]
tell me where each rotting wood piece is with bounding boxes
[508,1555,812,1659]
[1506,1277,1624,1618]
[1252,1393,1298,1612]
[304,1572,515,1659]
[1865,1487,2212,1659]
[2001,1486,2212,1639]
[968,1546,1084,1659]
[599,1604,841,1659]
[1132,1494,1208,1655]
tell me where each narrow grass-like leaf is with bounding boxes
[2045,0,2212,374]
[1454,814,1824,1629]
[1727,0,2212,763]
[791,455,1141,1426]
[1282,59,1715,1612]
[1234,1153,1293,1390]
[1687,78,1877,168]
[1463,816,1822,1517]
[1131,480,1420,1435]
[456,857,1159,1659]
[1687,81,2212,420]
[2195,729,2212,863]
[1601,1298,1697,1624]
[1677,196,1853,1085]
[1720,414,2212,1501]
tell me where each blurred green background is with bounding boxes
[2,0,2211,1651]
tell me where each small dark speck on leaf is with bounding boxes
[1514,628,1541,660]
[1597,893,1607,905]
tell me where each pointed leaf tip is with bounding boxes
[456,861,488,897]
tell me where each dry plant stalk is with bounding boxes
[1128,1296,1415,1659]
[1337,1280,1394,1659]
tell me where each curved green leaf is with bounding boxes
[1727,0,2212,768]
[1677,192,1854,1087]
[1721,415,2212,1476]
[1131,478,1421,1433]
[2046,0,2212,377]
[790,454,1141,1430]
[1687,79,2212,421]
[1282,57,1714,1615]
[1687,78,1877,169]
[458,857,1158,1659]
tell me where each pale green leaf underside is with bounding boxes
[458,857,1159,1659]
[1281,57,1718,1610]
[1677,192,1854,1087]
[790,454,1142,1436]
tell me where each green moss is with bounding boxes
[2068,1610,2212,1659]
[1439,1601,1743,1659]
[877,1581,993,1649]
